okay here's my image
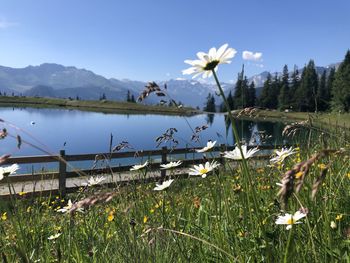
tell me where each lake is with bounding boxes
[0,107,287,173]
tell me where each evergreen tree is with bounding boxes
[220,91,234,112]
[130,94,136,103]
[247,82,256,107]
[278,65,290,110]
[326,67,335,101]
[204,93,216,112]
[332,50,350,111]
[289,66,300,110]
[295,60,318,112]
[126,90,131,102]
[317,70,329,111]
[258,73,272,108]
[100,93,106,100]
[270,74,281,109]
[233,66,249,109]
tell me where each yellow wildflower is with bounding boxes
[107,211,114,222]
[295,171,303,179]
[18,191,26,196]
[347,173,350,179]
[336,214,343,221]
[1,212,7,221]
[318,164,327,170]
[143,216,148,224]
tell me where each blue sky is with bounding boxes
[0,0,349,82]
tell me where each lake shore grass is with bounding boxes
[230,108,350,128]
[0,96,200,116]
[0,126,349,261]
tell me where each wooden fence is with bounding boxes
[0,144,285,198]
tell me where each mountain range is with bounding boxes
[0,62,340,108]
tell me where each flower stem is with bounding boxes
[283,227,293,263]
[212,70,262,226]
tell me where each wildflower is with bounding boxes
[182,43,237,79]
[275,211,307,230]
[107,211,114,222]
[1,212,7,221]
[270,147,297,164]
[0,164,20,181]
[189,161,220,178]
[295,171,303,179]
[160,160,182,170]
[82,176,106,187]
[56,199,83,213]
[317,163,327,170]
[143,216,148,224]
[196,140,217,153]
[18,191,26,196]
[223,145,259,160]
[130,161,148,171]
[330,221,337,229]
[347,172,350,179]
[48,233,61,240]
[153,179,174,191]
[336,214,343,221]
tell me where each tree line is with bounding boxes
[204,50,350,113]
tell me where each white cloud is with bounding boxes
[166,72,171,77]
[242,51,263,61]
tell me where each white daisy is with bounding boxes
[57,199,83,213]
[182,43,237,79]
[275,211,307,230]
[153,179,174,191]
[270,147,297,164]
[0,164,20,181]
[223,145,259,160]
[160,160,182,170]
[189,161,220,178]
[82,176,106,187]
[196,141,217,153]
[48,233,61,240]
[130,161,149,171]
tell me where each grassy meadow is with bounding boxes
[0,114,349,262]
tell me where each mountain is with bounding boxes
[248,63,341,87]
[0,62,340,109]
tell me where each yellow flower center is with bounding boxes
[199,168,208,175]
[203,60,219,71]
[287,217,295,225]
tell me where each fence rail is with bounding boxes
[0,144,288,197]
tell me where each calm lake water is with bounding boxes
[0,107,287,173]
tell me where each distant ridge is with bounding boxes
[0,62,340,108]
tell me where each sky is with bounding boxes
[0,0,350,83]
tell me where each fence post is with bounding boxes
[59,150,67,196]
[161,146,167,179]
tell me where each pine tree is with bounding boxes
[278,65,290,110]
[327,67,335,101]
[317,70,329,111]
[204,93,216,112]
[270,74,281,109]
[289,66,300,110]
[233,66,249,109]
[247,82,256,107]
[220,91,234,112]
[332,50,350,111]
[126,90,131,102]
[295,60,318,112]
[130,94,136,103]
[258,73,272,108]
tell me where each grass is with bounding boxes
[231,108,350,129]
[0,124,349,262]
[0,96,199,116]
